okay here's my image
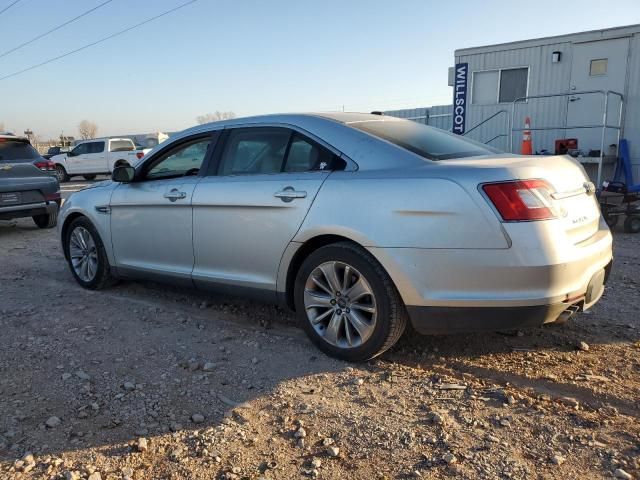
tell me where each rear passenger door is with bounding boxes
[191,127,343,297]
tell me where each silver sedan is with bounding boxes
[59,113,612,361]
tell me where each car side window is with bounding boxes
[89,141,105,154]
[72,143,88,155]
[145,137,211,180]
[284,134,341,172]
[219,128,290,176]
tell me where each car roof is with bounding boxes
[175,112,407,142]
[76,137,132,143]
[185,112,403,131]
[0,134,29,142]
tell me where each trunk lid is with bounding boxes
[448,154,601,244]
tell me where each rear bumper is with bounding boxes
[407,259,610,334]
[0,201,58,220]
[368,220,613,333]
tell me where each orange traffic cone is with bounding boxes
[521,116,533,155]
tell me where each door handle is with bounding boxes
[164,189,187,202]
[274,186,307,202]
[569,96,581,102]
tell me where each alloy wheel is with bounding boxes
[55,166,66,182]
[303,261,377,349]
[69,226,99,282]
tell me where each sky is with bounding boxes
[0,0,638,139]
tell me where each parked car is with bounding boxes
[50,138,147,182]
[58,113,612,361]
[0,134,60,228]
[43,146,70,159]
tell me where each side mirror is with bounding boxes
[112,165,135,183]
[67,150,76,157]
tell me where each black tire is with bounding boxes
[293,242,407,362]
[55,165,69,183]
[601,206,618,229]
[623,215,640,234]
[63,216,116,290]
[83,174,97,181]
[32,209,58,228]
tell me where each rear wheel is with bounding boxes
[55,165,69,183]
[294,242,407,362]
[601,205,618,228]
[32,209,58,228]
[623,215,640,234]
[83,174,97,181]
[63,217,115,289]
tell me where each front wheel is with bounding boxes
[63,217,116,289]
[55,165,69,183]
[294,242,407,362]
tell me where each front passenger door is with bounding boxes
[110,134,216,282]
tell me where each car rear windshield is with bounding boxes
[348,120,500,160]
[0,139,41,162]
[110,140,134,152]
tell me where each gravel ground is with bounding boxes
[0,215,639,480]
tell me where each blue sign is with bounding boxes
[452,63,468,135]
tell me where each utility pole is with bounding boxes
[24,128,34,145]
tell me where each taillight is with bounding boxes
[136,152,144,159]
[34,160,55,171]
[482,179,558,222]
[45,192,61,201]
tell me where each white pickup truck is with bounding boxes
[51,138,148,182]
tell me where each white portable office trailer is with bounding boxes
[388,24,640,184]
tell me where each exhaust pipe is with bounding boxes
[555,304,581,325]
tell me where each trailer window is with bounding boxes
[499,67,528,103]
[472,67,528,104]
[590,59,607,76]
[472,70,499,105]
[349,120,500,161]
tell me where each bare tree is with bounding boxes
[78,120,98,140]
[196,111,236,124]
[0,122,4,132]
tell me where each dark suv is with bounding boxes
[43,145,70,159]
[0,135,60,228]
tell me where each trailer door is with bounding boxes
[566,37,629,155]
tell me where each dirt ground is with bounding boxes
[0,215,639,480]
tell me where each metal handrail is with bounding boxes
[463,109,507,137]
[485,134,508,145]
[403,115,428,121]
[509,90,624,185]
